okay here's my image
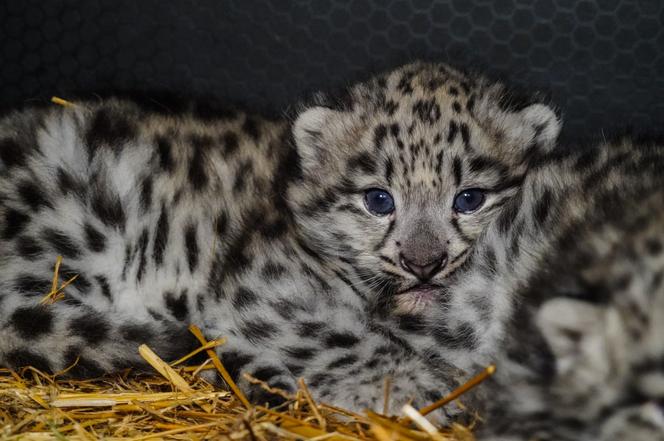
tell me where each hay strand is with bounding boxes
[188,324,251,409]
[418,365,496,417]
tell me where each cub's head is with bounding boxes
[288,62,560,313]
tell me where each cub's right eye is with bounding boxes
[364,189,395,216]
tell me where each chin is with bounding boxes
[393,284,441,315]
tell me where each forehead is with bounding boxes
[345,64,502,191]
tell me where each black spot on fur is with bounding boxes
[18,180,52,211]
[324,332,360,348]
[374,124,388,150]
[271,299,301,320]
[447,120,458,144]
[84,223,106,253]
[91,191,126,231]
[70,313,110,344]
[136,228,149,282]
[348,152,376,174]
[3,209,30,239]
[6,349,51,371]
[452,156,462,186]
[431,322,478,350]
[233,160,253,194]
[646,238,663,256]
[85,107,136,155]
[327,354,358,370]
[222,131,239,156]
[469,155,501,174]
[120,324,155,342]
[296,321,326,338]
[57,168,85,198]
[58,264,92,294]
[15,236,43,260]
[156,136,174,172]
[397,314,427,334]
[233,286,258,310]
[241,319,279,343]
[533,189,553,226]
[242,116,260,140]
[153,205,169,267]
[497,193,522,234]
[384,158,394,184]
[286,363,304,376]
[452,101,462,113]
[252,366,283,383]
[13,275,51,296]
[413,98,441,124]
[261,261,287,280]
[164,290,189,321]
[64,348,106,377]
[42,228,81,258]
[11,306,53,338]
[215,211,228,237]
[459,123,470,147]
[484,246,498,274]
[0,138,26,169]
[384,99,398,115]
[283,346,317,360]
[95,275,112,299]
[139,176,153,213]
[188,146,208,191]
[184,224,199,272]
[221,350,254,380]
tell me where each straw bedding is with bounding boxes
[1,339,490,440]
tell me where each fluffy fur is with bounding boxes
[0,62,559,420]
[477,136,664,440]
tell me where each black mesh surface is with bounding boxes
[1,0,663,141]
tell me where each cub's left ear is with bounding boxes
[292,106,341,176]
[517,103,561,151]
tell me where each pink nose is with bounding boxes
[399,253,448,280]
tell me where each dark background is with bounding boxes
[1,0,663,142]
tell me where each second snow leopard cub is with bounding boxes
[474,136,664,440]
[0,62,559,416]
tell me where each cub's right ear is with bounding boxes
[292,106,340,174]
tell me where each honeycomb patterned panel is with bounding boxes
[1,0,664,141]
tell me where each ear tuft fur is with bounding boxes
[292,106,338,170]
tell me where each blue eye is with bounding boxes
[364,189,395,216]
[453,189,486,213]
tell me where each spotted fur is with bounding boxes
[470,136,664,440]
[0,62,559,419]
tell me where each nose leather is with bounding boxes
[399,253,448,280]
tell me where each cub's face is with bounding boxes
[289,62,560,314]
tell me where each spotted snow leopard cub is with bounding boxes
[471,135,664,440]
[0,62,560,417]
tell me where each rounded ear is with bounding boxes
[517,103,561,151]
[292,106,340,172]
[476,84,562,154]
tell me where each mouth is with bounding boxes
[394,283,443,314]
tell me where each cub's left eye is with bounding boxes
[364,189,395,216]
[453,189,486,214]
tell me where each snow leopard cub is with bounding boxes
[474,136,664,440]
[0,62,559,417]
